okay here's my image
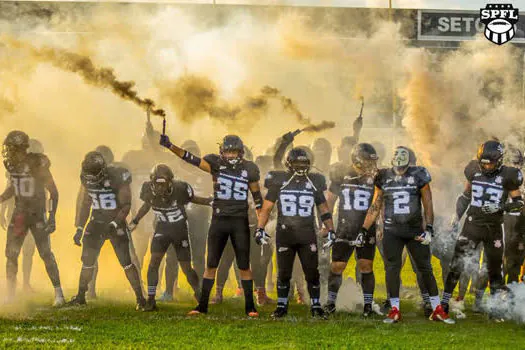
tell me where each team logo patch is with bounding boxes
[220,166,227,170]
[241,170,248,178]
[494,239,502,248]
[367,177,373,185]
[104,180,111,187]
[122,171,131,182]
[310,243,317,252]
[369,237,376,245]
[474,173,482,177]
[518,171,523,182]
[407,176,415,185]
[182,240,189,248]
[278,247,289,252]
[154,233,164,238]
[480,4,519,45]
[305,182,312,189]
[265,173,273,180]
[495,176,503,184]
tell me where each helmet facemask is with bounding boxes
[220,148,243,166]
[2,144,27,171]
[151,177,172,196]
[287,156,310,176]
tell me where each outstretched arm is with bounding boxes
[191,195,213,206]
[131,202,151,224]
[160,134,212,173]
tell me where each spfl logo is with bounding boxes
[480,4,519,45]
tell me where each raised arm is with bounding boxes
[273,130,300,170]
[160,134,211,173]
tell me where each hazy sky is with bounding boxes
[19,0,525,10]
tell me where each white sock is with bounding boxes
[55,287,64,298]
[390,297,400,310]
[430,295,440,310]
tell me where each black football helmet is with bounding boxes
[150,163,174,196]
[28,138,44,154]
[2,130,30,171]
[95,145,114,164]
[504,146,524,169]
[220,135,244,166]
[81,151,107,185]
[351,143,378,176]
[286,147,311,176]
[477,140,504,176]
[181,140,201,157]
[391,146,411,175]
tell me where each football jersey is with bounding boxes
[375,166,431,230]
[204,154,260,217]
[82,165,132,223]
[140,180,194,230]
[5,153,51,213]
[329,163,375,234]
[265,171,327,231]
[464,160,523,224]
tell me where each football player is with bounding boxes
[129,164,211,311]
[257,147,335,319]
[360,146,451,324]
[69,151,145,309]
[441,141,523,316]
[0,138,44,293]
[324,143,378,317]
[160,134,261,317]
[0,131,64,305]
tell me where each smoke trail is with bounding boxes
[159,74,335,132]
[1,36,166,117]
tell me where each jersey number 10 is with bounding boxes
[12,177,35,197]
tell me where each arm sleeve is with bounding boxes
[203,154,219,173]
[417,167,432,188]
[313,174,327,205]
[247,162,261,182]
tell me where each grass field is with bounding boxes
[1,289,525,349]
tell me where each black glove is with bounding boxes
[73,227,83,246]
[159,134,172,148]
[255,227,271,245]
[353,116,363,136]
[45,212,56,234]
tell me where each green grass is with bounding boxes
[1,291,524,349]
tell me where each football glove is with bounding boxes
[45,213,56,234]
[282,129,301,144]
[73,227,83,246]
[322,229,337,250]
[481,202,501,215]
[255,227,271,245]
[159,134,172,149]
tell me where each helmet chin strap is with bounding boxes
[280,171,317,192]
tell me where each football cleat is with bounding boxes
[135,297,146,311]
[430,304,456,324]
[53,296,66,308]
[323,303,336,315]
[210,292,223,305]
[234,288,244,298]
[271,306,288,319]
[311,305,328,320]
[67,295,87,307]
[158,292,174,302]
[423,302,433,318]
[187,305,207,316]
[383,306,401,324]
[256,288,275,306]
[362,303,373,318]
[381,299,391,314]
[246,308,259,318]
[143,299,158,312]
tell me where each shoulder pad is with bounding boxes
[28,153,51,170]
[140,181,153,202]
[309,172,327,191]
[244,160,260,182]
[412,166,431,187]
[108,165,132,185]
[464,160,479,181]
[264,170,287,189]
[329,162,347,183]
[502,166,523,191]
[374,168,389,189]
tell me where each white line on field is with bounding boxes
[3,337,75,344]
